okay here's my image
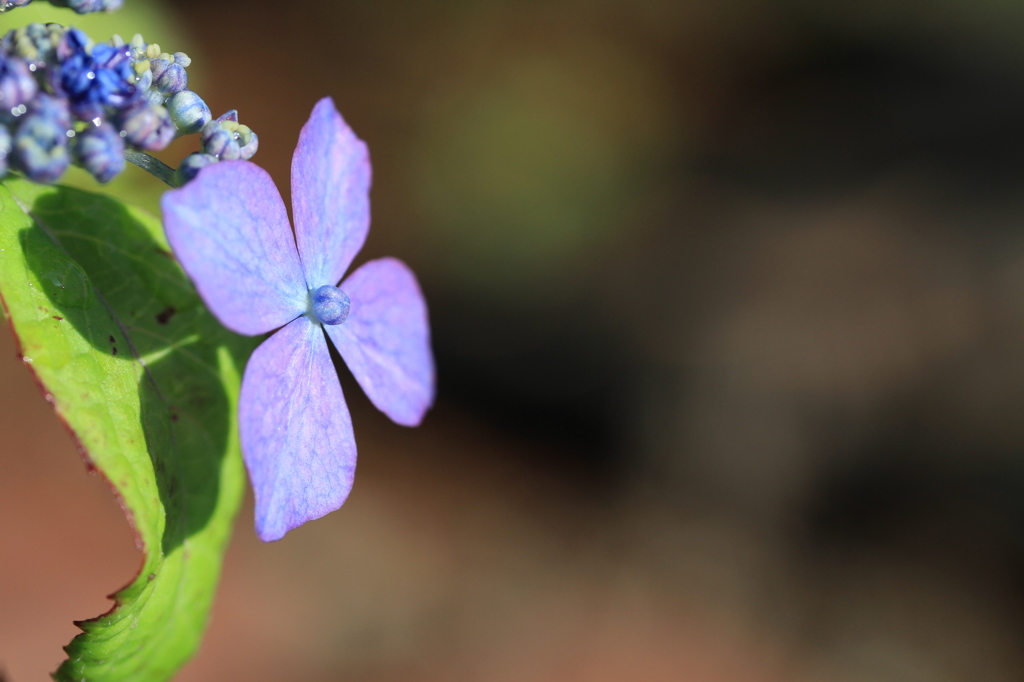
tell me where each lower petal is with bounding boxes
[239,315,356,541]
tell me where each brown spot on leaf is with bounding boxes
[52,315,62,321]
[156,306,176,325]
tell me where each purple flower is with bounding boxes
[54,28,136,120]
[161,97,435,541]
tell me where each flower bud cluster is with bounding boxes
[0,23,257,185]
[1,0,123,15]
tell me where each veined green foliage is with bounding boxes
[0,178,256,681]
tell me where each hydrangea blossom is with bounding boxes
[161,97,435,541]
[0,23,254,185]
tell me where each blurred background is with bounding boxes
[5,0,1024,679]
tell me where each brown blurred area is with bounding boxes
[7,0,1024,679]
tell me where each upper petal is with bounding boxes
[325,257,435,427]
[239,315,357,542]
[161,161,308,336]
[291,97,371,288]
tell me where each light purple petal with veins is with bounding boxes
[161,161,308,336]
[240,315,357,542]
[291,96,371,289]
[326,257,435,427]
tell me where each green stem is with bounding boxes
[124,148,180,188]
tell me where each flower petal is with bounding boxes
[291,96,371,289]
[239,315,356,542]
[161,160,307,336]
[326,257,435,426]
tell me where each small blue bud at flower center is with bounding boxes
[311,285,350,325]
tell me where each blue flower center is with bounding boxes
[310,284,350,325]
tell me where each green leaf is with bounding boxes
[0,178,257,681]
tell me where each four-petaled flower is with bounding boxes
[161,97,435,541]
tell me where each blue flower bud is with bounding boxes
[72,122,124,183]
[12,100,70,183]
[201,126,239,160]
[0,56,37,111]
[201,115,258,160]
[50,0,124,13]
[311,285,350,325]
[172,52,190,68]
[118,100,175,150]
[153,61,187,96]
[173,151,217,185]
[149,57,169,82]
[166,90,210,134]
[238,128,258,160]
[30,93,71,129]
[129,33,147,61]
[134,67,153,94]
[54,26,90,61]
[0,124,12,178]
[2,23,65,69]
[19,91,70,130]
[144,88,165,106]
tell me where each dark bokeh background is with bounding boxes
[6,0,1024,679]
